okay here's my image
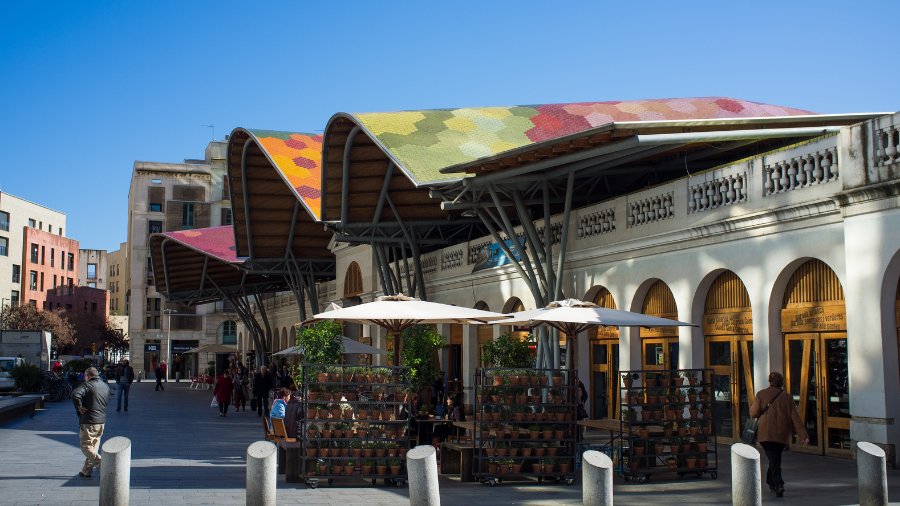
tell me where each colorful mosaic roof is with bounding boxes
[246,129,323,220]
[162,226,240,264]
[349,97,815,184]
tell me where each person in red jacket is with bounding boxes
[213,370,234,417]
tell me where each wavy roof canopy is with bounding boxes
[346,97,814,184]
[227,129,333,264]
[149,225,290,303]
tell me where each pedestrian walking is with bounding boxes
[253,366,273,417]
[214,370,234,417]
[154,364,165,391]
[750,371,809,498]
[115,358,135,412]
[161,360,168,382]
[232,368,247,412]
[71,367,110,478]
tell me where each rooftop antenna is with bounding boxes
[203,124,215,141]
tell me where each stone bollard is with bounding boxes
[857,441,888,506]
[407,445,440,506]
[246,441,277,506]
[731,443,761,506]
[100,436,131,506]
[582,450,613,506]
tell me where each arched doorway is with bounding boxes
[703,271,754,443]
[641,280,679,370]
[587,287,619,420]
[474,301,494,366]
[781,259,849,456]
[342,262,366,360]
[502,297,528,341]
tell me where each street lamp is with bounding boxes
[164,309,175,381]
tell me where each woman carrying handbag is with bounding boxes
[749,372,809,498]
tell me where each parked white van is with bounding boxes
[0,357,26,391]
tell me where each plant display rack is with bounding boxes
[619,368,718,484]
[473,367,577,486]
[299,363,412,488]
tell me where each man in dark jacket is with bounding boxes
[155,364,165,391]
[71,367,111,478]
[115,358,135,412]
[253,366,273,417]
[283,392,304,438]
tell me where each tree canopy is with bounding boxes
[0,304,75,352]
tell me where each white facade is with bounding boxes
[0,192,67,309]
[240,112,900,461]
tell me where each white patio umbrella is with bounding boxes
[273,336,388,356]
[308,294,510,365]
[184,343,237,376]
[499,298,695,368]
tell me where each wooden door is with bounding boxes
[642,337,678,371]
[784,332,850,456]
[590,339,619,420]
[705,335,754,443]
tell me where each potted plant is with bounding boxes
[375,459,387,475]
[558,459,571,474]
[360,458,374,475]
[669,436,680,454]
[541,427,553,439]
[386,442,398,458]
[685,455,697,469]
[511,459,523,474]
[622,372,637,388]
[633,442,645,455]
[663,422,673,438]
[389,459,402,476]
[638,427,649,439]
[528,424,540,439]
[666,456,677,471]
[542,458,556,474]
[551,371,564,387]
[305,445,318,458]
[534,446,546,457]
[488,459,499,474]
[687,388,698,403]
[554,426,566,439]
[374,442,386,458]
[521,445,533,457]
[695,435,708,453]
[342,459,355,475]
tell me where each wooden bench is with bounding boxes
[440,441,474,482]
[271,417,302,483]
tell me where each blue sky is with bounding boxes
[1,1,897,251]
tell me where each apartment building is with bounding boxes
[126,140,237,379]
[108,243,127,316]
[0,192,70,309]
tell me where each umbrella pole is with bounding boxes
[393,330,400,367]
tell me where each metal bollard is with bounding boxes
[731,443,761,506]
[246,441,277,506]
[407,445,440,506]
[100,436,131,506]
[857,441,888,506]
[582,450,613,506]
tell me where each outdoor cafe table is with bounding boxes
[415,417,454,446]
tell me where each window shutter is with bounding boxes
[165,203,182,230]
[148,187,165,211]
[194,203,211,228]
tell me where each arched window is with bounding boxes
[344,262,363,297]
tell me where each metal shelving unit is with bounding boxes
[619,368,718,483]
[299,364,412,488]
[472,367,577,486]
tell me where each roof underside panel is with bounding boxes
[350,97,815,184]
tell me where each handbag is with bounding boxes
[210,396,219,408]
[741,389,783,444]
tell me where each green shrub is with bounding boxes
[401,325,446,394]
[11,363,45,392]
[482,333,535,368]
[297,320,344,365]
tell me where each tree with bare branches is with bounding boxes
[0,304,76,352]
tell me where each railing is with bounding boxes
[627,191,674,228]
[762,136,839,196]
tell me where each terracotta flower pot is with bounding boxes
[306,448,317,457]
[389,465,401,476]
[558,463,571,474]
[376,465,387,475]
[361,465,372,475]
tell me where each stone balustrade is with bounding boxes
[627,191,675,228]
[763,136,839,196]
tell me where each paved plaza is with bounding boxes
[1,382,900,505]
